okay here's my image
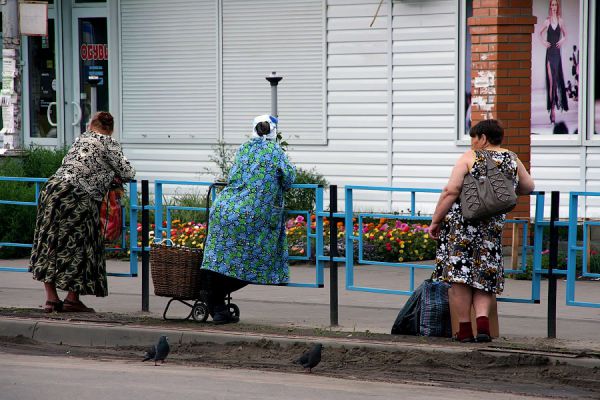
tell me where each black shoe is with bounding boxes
[452,335,475,343]
[213,305,239,325]
[476,333,492,343]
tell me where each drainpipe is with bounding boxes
[1,0,23,154]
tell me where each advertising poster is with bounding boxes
[531,0,580,135]
[594,8,600,134]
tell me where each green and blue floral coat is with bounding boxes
[201,138,296,284]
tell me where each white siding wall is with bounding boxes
[391,0,459,213]
[117,0,595,216]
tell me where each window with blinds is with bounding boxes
[120,0,218,142]
[221,0,325,144]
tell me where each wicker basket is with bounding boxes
[150,242,204,299]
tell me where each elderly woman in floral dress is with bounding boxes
[201,114,296,324]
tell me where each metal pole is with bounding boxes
[141,180,150,312]
[265,72,283,117]
[329,185,339,326]
[90,86,97,117]
[547,191,559,338]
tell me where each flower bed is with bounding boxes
[287,215,435,263]
[118,216,435,264]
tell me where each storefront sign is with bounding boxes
[19,1,48,36]
[80,44,108,61]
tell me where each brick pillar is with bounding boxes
[469,0,536,223]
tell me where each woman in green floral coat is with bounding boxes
[201,114,296,324]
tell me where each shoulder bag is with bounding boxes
[460,151,517,222]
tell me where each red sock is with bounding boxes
[476,316,490,336]
[457,322,473,341]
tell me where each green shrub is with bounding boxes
[285,167,328,212]
[0,147,68,258]
[165,190,209,224]
[22,146,68,178]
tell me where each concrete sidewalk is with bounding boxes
[1,258,599,344]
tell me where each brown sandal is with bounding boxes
[44,300,63,313]
[62,299,95,313]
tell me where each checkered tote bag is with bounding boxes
[419,280,452,337]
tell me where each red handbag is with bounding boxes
[100,190,123,241]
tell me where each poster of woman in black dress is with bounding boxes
[531,0,580,135]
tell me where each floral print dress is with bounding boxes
[432,150,518,294]
[201,138,296,284]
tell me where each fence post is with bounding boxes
[141,180,150,312]
[329,185,339,326]
[547,191,559,338]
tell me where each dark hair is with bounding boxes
[90,111,114,132]
[255,121,271,136]
[469,119,503,145]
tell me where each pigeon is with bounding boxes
[142,344,156,362]
[143,336,170,366]
[294,343,323,373]
[154,335,170,366]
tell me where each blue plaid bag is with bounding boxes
[419,279,452,337]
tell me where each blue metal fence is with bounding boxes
[2,175,599,310]
[152,180,325,288]
[567,192,600,308]
[344,185,543,304]
[0,177,48,272]
[0,176,137,276]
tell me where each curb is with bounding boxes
[0,317,463,353]
[1,317,599,368]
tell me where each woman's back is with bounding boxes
[468,149,518,190]
[201,137,296,285]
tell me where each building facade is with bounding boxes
[3,0,600,214]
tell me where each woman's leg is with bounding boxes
[44,282,60,302]
[547,60,555,123]
[449,283,474,341]
[472,288,494,341]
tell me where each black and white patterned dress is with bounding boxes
[432,150,518,294]
[30,131,135,297]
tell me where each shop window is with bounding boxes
[459,0,584,144]
[592,1,600,137]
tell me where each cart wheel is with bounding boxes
[192,302,209,322]
[229,303,240,318]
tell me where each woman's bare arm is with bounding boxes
[516,158,535,195]
[557,17,567,48]
[429,151,472,238]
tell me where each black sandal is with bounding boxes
[44,300,63,313]
[62,299,95,313]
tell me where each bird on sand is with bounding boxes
[294,343,323,373]
[143,336,170,366]
[142,344,156,362]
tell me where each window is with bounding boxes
[591,0,600,138]
[120,0,219,142]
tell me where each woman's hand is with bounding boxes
[429,222,441,240]
[543,41,551,48]
[556,39,564,48]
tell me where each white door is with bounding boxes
[72,7,109,137]
[23,10,64,147]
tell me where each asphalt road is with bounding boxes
[0,351,548,400]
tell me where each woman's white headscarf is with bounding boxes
[252,114,278,141]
